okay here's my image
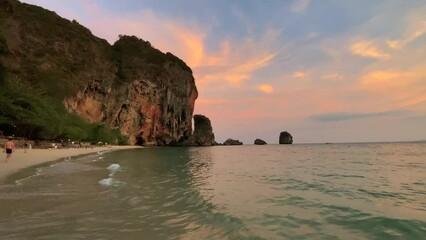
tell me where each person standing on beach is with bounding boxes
[4,137,15,162]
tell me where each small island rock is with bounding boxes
[189,114,216,146]
[254,139,267,145]
[223,138,243,145]
[279,131,293,144]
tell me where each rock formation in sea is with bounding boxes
[254,139,267,145]
[188,114,215,146]
[279,131,293,144]
[223,138,243,145]
[0,0,198,145]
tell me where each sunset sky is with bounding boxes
[22,0,426,143]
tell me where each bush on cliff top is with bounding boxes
[112,35,192,84]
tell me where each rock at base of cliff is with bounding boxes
[279,131,293,144]
[188,114,215,146]
[254,139,267,145]
[223,138,243,145]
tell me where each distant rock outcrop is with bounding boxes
[254,139,267,145]
[279,131,293,144]
[188,114,215,146]
[223,138,243,145]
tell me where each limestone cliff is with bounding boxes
[0,0,198,145]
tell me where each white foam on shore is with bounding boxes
[98,178,113,186]
[107,164,120,176]
[15,168,43,186]
[14,161,62,186]
[97,164,123,186]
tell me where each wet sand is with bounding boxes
[0,145,141,184]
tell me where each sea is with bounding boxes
[0,143,425,239]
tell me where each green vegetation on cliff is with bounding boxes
[112,35,192,84]
[0,82,128,144]
[0,31,7,85]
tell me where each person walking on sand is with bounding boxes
[4,137,15,162]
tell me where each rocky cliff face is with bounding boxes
[0,0,197,145]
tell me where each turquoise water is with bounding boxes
[0,143,425,239]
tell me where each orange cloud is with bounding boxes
[387,20,426,49]
[235,53,277,73]
[224,73,251,84]
[360,70,416,87]
[350,41,389,59]
[166,24,205,68]
[397,95,426,109]
[357,66,426,114]
[322,73,343,81]
[386,40,400,49]
[258,84,274,93]
[293,71,306,78]
[223,52,278,84]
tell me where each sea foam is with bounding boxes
[98,178,113,186]
[107,163,121,177]
[98,164,121,186]
[107,163,120,172]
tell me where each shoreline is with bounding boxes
[0,145,142,184]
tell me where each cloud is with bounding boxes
[291,0,310,13]
[356,66,426,116]
[386,40,400,49]
[225,52,279,84]
[350,41,390,60]
[293,71,306,78]
[360,71,411,86]
[359,70,423,89]
[165,24,206,68]
[258,84,274,93]
[311,110,408,122]
[386,20,426,49]
[193,30,282,90]
[397,96,426,109]
[322,73,343,81]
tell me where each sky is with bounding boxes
[21,0,426,144]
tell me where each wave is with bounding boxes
[107,163,120,177]
[98,177,113,186]
[97,164,123,186]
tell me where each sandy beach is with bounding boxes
[0,145,141,184]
